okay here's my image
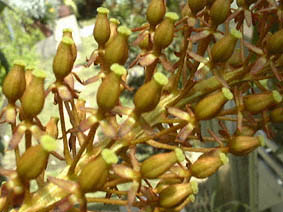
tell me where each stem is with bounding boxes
[10,123,20,166]
[86,198,127,206]
[145,61,157,83]
[57,96,72,165]
[25,130,32,150]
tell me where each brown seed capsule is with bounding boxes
[96,64,127,112]
[53,36,75,81]
[266,29,283,55]
[154,12,179,51]
[93,7,110,47]
[243,90,282,114]
[159,182,198,208]
[78,149,118,193]
[63,28,77,62]
[134,72,168,114]
[190,150,229,178]
[188,0,206,15]
[21,70,46,119]
[105,18,120,47]
[270,107,283,123]
[2,60,26,103]
[211,29,242,63]
[194,88,233,120]
[229,136,264,156]
[146,0,166,27]
[210,0,230,26]
[104,26,131,66]
[141,148,184,179]
[16,135,57,181]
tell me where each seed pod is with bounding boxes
[146,0,166,27]
[159,182,198,208]
[181,3,192,17]
[138,31,150,50]
[228,49,243,68]
[243,90,282,114]
[210,0,230,26]
[190,150,229,178]
[25,65,35,86]
[229,136,264,156]
[154,12,179,51]
[104,26,132,66]
[188,0,206,15]
[16,135,57,181]
[266,29,283,55]
[105,18,120,47]
[2,60,26,103]
[97,64,127,112]
[53,36,75,81]
[63,28,77,62]
[21,70,46,119]
[270,107,283,123]
[211,29,242,63]
[194,88,233,120]
[78,149,118,193]
[93,7,110,47]
[141,148,184,179]
[155,178,183,193]
[206,0,216,7]
[134,72,168,114]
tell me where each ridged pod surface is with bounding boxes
[93,7,110,46]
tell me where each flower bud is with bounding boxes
[104,26,131,66]
[190,150,229,178]
[211,29,242,63]
[188,0,206,15]
[141,148,185,179]
[63,28,77,62]
[97,64,127,112]
[134,72,168,114]
[270,107,283,123]
[21,70,46,119]
[78,149,118,193]
[266,29,283,55]
[105,18,120,47]
[244,90,282,114]
[229,136,264,156]
[210,0,230,26]
[93,7,110,47]
[159,181,198,208]
[146,0,166,27]
[17,135,57,180]
[53,36,75,81]
[154,12,179,51]
[194,88,233,120]
[2,60,26,103]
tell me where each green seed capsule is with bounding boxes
[141,148,184,179]
[211,29,242,63]
[134,72,168,114]
[210,0,230,26]
[96,64,127,112]
[154,12,179,50]
[229,136,264,156]
[104,26,131,66]
[266,29,283,55]
[188,0,206,15]
[53,36,75,81]
[93,7,110,47]
[63,28,77,62]
[190,150,229,179]
[159,182,198,208]
[146,0,166,27]
[243,90,282,114]
[270,107,283,123]
[194,88,233,120]
[78,149,118,193]
[2,60,26,103]
[21,70,46,119]
[105,18,120,47]
[16,135,57,181]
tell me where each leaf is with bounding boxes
[167,107,190,121]
[79,115,98,132]
[244,9,252,27]
[178,123,194,141]
[112,164,135,179]
[243,41,263,55]
[159,54,174,72]
[188,51,209,64]
[250,56,267,75]
[190,30,210,43]
[139,53,157,67]
[9,124,27,149]
[57,84,73,101]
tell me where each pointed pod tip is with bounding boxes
[118,26,132,36]
[111,63,127,76]
[153,72,168,86]
[221,87,234,100]
[230,28,242,39]
[97,7,109,15]
[272,90,282,103]
[62,36,74,45]
[14,60,26,67]
[40,134,57,152]
[165,12,179,22]
[110,18,120,25]
[174,148,185,162]
[102,149,118,164]
[32,69,47,79]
